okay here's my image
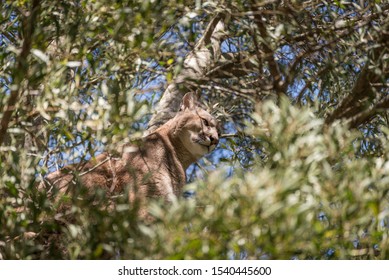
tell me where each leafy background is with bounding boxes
[0,0,388,259]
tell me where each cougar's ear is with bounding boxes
[180,92,197,111]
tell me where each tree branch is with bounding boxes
[146,13,228,133]
[206,52,257,79]
[325,38,388,127]
[250,0,285,95]
[0,0,40,146]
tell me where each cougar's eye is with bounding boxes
[201,118,209,126]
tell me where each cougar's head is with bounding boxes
[173,93,219,159]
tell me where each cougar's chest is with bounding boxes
[118,139,186,199]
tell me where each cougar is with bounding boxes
[41,93,219,213]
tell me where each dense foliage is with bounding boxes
[1,0,388,259]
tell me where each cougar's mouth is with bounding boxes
[196,141,216,152]
[194,139,209,149]
[193,136,218,153]
[198,142,210,148]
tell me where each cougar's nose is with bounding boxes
[210,135,219,146]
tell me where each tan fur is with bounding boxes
[41,93,219,214]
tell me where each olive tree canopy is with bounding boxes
[1,0,389,259]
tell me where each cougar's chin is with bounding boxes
[209,144,217,152]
